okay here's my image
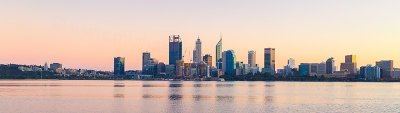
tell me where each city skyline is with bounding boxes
[1,0,400,71]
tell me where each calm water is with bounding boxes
[0,80,400,113]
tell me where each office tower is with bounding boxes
[264,48,276,74]
[299,63,311,76]
[114,57,125,75]
[310,63,318,75]
[317,62,327,74]
[50,63,62,70]
[193,37,202,63]
[326,57,335,74]
[287,58,296,69]
[216,38,222,69]
[248,51,256,67]
[222,50,236,75]
[362,65,381,79]
[376,60,394,78]
[203,54,212,67]
[169,35,183,66]
[340,55,357,74]
[142,52,151,71]
[44,62,48,71]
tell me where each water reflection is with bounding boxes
[0,80,400,112]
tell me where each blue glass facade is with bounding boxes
[114,57,125,75]
[169,35,182,66]
[224,50,236,76]
[299,63,310,76]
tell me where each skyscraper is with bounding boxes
[44,62,48,71]
[248,51,256,67]
[169,35,182,66]
[340,55,357,74]
[216,37,222,69]
[264,48,275,74]
[326,57,335,74]
[376,60,394,78]
[203,54,212,67]
[142,52,151,71]
[193,37,202,63]
[114,57,125,75]
[222,50,236,75]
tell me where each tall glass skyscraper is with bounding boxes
[169,35,182,66]
[264,48,275,74]
[222,50,236,76]
[216,38,222,69]
[114,57,125,75]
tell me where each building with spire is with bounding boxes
[216,36,222,69]
[193,36,202,63]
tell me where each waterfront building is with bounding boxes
[114,57,125,75]
[50,63,62,70]
[169,35,183,66]
[263,48,276,74]
[222,50,236,76]
[392,68,400,79]
[248,51,256,67]
[376,60,394,78]
[361,65,381,79]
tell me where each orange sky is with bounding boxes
[1,0,400,71]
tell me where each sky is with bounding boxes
[1,0,400,71]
